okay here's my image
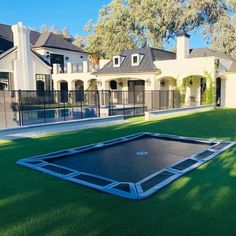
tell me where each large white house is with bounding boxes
[0,22,90,91]
[1,22,236,108]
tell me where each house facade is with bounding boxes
[94,33,236,108]
[1,22,236,108]
[0,22,90,92]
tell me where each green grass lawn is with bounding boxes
[1,109,236,236]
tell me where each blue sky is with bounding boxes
[0,0,208,49]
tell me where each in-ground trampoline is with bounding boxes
[17,132,235,199]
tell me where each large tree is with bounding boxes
[40,25,74,43]
[203,0,236,58]
[85,0,135,59]
[85,0,228,58]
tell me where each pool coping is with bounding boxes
[16,132,235,200]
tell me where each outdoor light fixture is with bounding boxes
[65,56,69,61]
[145,78,151,86]
[45,52,50,59]
[97,79,102,87]
[160,80,165,87]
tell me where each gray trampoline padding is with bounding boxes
[141,170,175,192]
[73,174,112,187]
[27,160,43,165]
[42,164,73,175]
[172,159,198,171]
[195,150,214,160]
[212,142,231,150]
[113,183,131,192]
[46,137,209,182]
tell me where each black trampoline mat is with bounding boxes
[46,136,210,182]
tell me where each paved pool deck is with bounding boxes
[0,115,125,141]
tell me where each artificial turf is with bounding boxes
[1,109,236,235]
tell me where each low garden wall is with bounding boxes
[145,105,216,120]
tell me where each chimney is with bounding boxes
[176,31,190,60]
[11,22,34,89]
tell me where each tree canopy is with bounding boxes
[40,25,74,43]
[40,0,236,59]
[85,0,228,58]
[203,0,236,58]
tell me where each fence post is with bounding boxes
[151,90,153,111]
[43,90,46,123]
[172,90,175,108]
[18,89,23,126]
[159,90,161,110]
[97,90,100,117]
[109,90,112,116]
[2,90,7,128]
[142,90,145,115]
[123,91,125,117]
[63,91,66,121]
[80,91,83,119]
[133,89,136,116]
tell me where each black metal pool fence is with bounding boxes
[0,89,180,129]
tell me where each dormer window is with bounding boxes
[133,55,138,64]
[131,54,143,66]
[113,55,125,67]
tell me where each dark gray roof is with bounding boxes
[188,48,236,61]
[0,23,86,54]
[0,23,14,53]
[95,47,176,75]
[32,32,86,53]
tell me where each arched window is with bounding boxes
[110,80,117,90]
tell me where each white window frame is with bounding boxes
[113,56,121,67]
[131,54,143,66]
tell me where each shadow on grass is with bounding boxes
[1,109,236,235]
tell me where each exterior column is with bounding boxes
[67,62,72,74]
[12,22,34,90]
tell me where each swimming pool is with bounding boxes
[17,132,235,199]
[21,107,97,125]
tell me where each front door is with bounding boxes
[60,82,68,103]
[36,80,45,97]
[128,80,144,104]
[216,77,221,107]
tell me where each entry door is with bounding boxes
[216,77,221,107]
[36,80,45,97]
[128,80,144,104]
[60,82,68,103]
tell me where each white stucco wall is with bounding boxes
[154,57,216,80]
[0,51,17,72]
[52,72,97,90]
[0,23,52,90]
[224,74,236,107]
[33,47,88,66]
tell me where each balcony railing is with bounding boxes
[53,61,100,74]
[72,63,83,73]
